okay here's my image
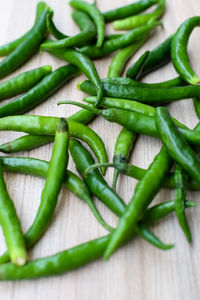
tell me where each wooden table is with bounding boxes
[0,0,200,299]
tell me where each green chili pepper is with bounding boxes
[69,0,105,47]
[171,16,200,85]
[107,38,148,78]
[69,139,126,217]
[0,155,112,265]
[41,11,96,50]
[0,2,48,56]
[0,65,79,117]
[126,50,150,79]
[0,198,193,280]
[0,2,52,79]
[155,107,200,183]
[0,163,26,266]
[0,116,107,174]
[114,0,166,30]
[132,35,173,79]
[193,98,200,120]
[46,14,68,40]
[103,0,157,23]
[78,80,200,104]
[174,165,192,242]
[58,101,200,146]
[104,146,173,260]
[0,65,52,101]
[79,20,161,59]
[42,47,103,107]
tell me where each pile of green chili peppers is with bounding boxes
[0,0,199,280]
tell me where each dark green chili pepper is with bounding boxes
[0,2,48,56]
[0,2,52,79]
[132,35,173,79]
[0,155,112,265]
[155,107,200,183]
[193,98,200,120]
[103,0,157,23]
[0,116,107,174]
[171,16,200,85]
[114,0,166,30]
[126,50,150,79]
[78,80,200,104]
[58,101,200,146]
[42,47,103,107]
[0,163,26,266]
[69,0,105,47]
[174,165,191,242]
[23,118,69,249]
[112,128,137,190]
[46,14,68,40]
[0,65,52,101]
[107,38,148,78]
[0,65,79,117]
[79,20,161,59]
[69,139,126,217]
[104,146,173,260]
[41,11,96,49]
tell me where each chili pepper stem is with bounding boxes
[57,101,102,115]
[84,163,115,177]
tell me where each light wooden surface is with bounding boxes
[0,0,200,299]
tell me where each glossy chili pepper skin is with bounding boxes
[69,0,105,47]
[104,146,173,260]
[0,116,107,174]
[174,165,191,242]
[0,163,27,266]
[0,3,52,79]
[0,1,47,56]
[171,17,200,85]
[69,139,126,217]
[41,11,96,50]
[114,0,166,30]
[107,38,148,78]
[103,0,157,22]
[0,65,52,101]
[0,65,79,117]
[126,50,150,79]
[134,35,173,79]
[155,107,200,183]
[46,14,68,40]
[78,80,200,104]
[24,119,69,249]
[1,198,194,280]
[43,47,103,107]
[79,20,160,59]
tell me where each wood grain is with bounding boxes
[0,0,200,299]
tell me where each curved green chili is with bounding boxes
[174,165,191,242]
[0,2,48,56]
[0,163,26,266]
[0,116,107,174]
[114,0,166,30]
[171,16,200,85]
[104,146,173,260]
[193,98,200,120]
[69,0,105,47]
[69,139,126,217]
[0,65,52,101]
[0,2,52,79]
[0,65,79,117]
[79,20,161,59]
[126,50,150,79]
[103,0,157,23]
[155,107,200,183]
[78,80,200,104]
[46,14,68,40]
[42,47,103,107]
[41,11,96,50]
[0,199,194,280]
